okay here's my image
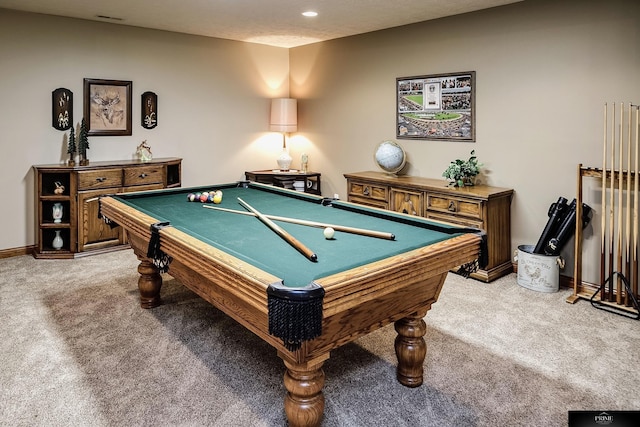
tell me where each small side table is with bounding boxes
[244,170,321,195]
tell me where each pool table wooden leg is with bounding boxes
[282,355,328,427]
[394,310,428,387]
[136,255,162,309]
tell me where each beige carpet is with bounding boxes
[0,250,638,426]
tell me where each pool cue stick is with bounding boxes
[203,205,395,240]
[601,103,608,300]
[626,102,632,305]
[617,102,623,304]
[631,105,640,302]
[630,102,638,306]
[237,197,317,262]
[609,103,616,301]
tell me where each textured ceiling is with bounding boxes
[0,0,523,48]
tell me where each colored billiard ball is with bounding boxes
[187,193,196,202]
[323,227,335,239]
[212,192,223,204]
[199,194,209,203]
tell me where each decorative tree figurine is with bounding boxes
[67,127,76,166]
[78,118,90,165]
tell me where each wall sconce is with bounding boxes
[270,98,297,171]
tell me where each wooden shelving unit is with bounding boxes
[33,157,181,259]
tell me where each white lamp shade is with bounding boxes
[270,98,297,132]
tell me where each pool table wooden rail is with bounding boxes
[100,194,482,427]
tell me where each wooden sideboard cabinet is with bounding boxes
[33,158,182,259]
[344,171,514,282]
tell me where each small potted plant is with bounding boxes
[442,150,482,187]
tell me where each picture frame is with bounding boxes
[52,88,73,131]
[141,91,157,129]
[396,71,475,142]
[83,78,132,136]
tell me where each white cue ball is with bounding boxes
[323,227,335,239]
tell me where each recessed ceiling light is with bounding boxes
[302,11,318,17]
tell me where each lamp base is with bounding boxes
[277,148,292,171]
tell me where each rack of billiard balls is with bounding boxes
[187,190,223,204]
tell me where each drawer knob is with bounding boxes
[139,173,147,178]
[363,186,370,196]
[96,177,107,182]
[448,201,456,212]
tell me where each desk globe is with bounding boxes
[374,140,406,175]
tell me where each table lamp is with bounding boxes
[270,98,297,171]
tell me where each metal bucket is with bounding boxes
[515,245,563,293]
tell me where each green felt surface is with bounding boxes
[114,184,468,288]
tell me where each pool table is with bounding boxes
[99,181,485,427]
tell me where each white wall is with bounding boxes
[0,9,290,251]
[290,0,640,282]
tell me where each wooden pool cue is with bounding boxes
[203,205,396,240]
[601,103,608,300]
[631,105,640,302]
[237,197,317,262]
[609,103,615,301]
[617,102,623,304]
[626,102,632,305]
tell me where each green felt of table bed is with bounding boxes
[112,183,468,288]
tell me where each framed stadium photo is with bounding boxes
[396,71,475,142]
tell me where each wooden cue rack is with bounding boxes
[569,164,640,317]
[569,103,640,318]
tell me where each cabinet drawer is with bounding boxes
[347,196,388,210]
[425,211,483,229]
[122,183,164,193]
[427,193,483,220]
[124,166,164,187]
[348,181,388,201]
[78,169,123,190]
